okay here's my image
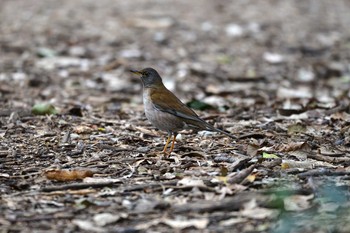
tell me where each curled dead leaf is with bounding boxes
[44,169,95,181]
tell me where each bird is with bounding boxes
[130,67,236,154]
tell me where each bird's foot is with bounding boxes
[161,150,171,157]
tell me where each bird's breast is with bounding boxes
[142,88,184,133]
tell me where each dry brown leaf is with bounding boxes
[127,17,174,29]
[318,146,344,156]
[247,143,260,156]
[73,125,95,134]
[44,169,94,181]
[330,112,350,121]
[245,174,257,183]
[281,159,336,169]
[287,123,307,135]
[276,142,311,152]
[134,126,159,136]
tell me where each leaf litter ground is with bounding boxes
[1,0,350,232]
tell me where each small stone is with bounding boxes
[225,24,244,37]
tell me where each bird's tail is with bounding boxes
[212,127,237,139]
[184,117,236,139]
[201,121,237,139]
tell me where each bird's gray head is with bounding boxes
[130,67,163,88]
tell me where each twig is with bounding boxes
[12,214,74,222]
[172,192,269,213]
[228,164,255,184]
[307,153,350,163]
[41,181,118,192]
[238,132,266,139]
[298,168,350,178]
[123,181,178,192]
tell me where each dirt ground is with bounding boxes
[1,0,350,232]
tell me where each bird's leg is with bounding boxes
[168,133,177,154]
[162,133,172,153]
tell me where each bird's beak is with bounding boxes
[130,69,142,75]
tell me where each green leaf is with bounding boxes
[262,152,280,159]
[186,100,214,111]
[36,47,57,58]
[287,123,307,135]
[216,54,232,64]
[32,103,58,115]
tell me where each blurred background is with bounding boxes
[1,0,349,117]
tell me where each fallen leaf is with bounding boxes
[186,99,214,111]
[287,123,307,135]
[134,126,159,136]
[247,143,260,156]
[127,17,174,29]
[284,194,314,211]
[318,146,344,156]
[135,219,162,230]
[32,103,57,115]
[74,125,94,134]
[163,218,209,229]
[36,47,57,58]
[246,174,256,182]
[330,112,350,121]
[93,213,122,226]
[276,142,311,152]
[217,186,233,199]
[281,159,336,169]
[219,217,247,227]
[72,219,104,232]
[277,87,312,99]
[241,203,279,219]
[263,52,285,64]
[262,152,280,159]
[177,177,205,187]
[163,172,177,180]
[83,177,121,183]
[0,173,10,178]
[215,176,228,184]
[220,165,228,176]
[44,169,94,181]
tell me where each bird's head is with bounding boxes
[130,67,164,88]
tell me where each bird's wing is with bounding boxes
[149,88,203,122]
